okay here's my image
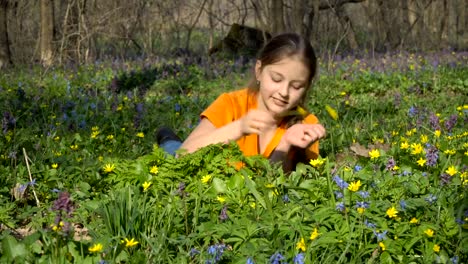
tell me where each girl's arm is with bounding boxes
[179,118,244,154]
[180,110,277,154]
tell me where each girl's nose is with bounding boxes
[278,83,289,98]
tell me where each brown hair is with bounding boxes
[248,32,318,125]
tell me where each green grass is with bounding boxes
[0,53,467,263]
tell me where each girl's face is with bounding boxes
[255,56,310,118]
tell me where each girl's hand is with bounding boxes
[240,110,277,135]
[282,123,326,148]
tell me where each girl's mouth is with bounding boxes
[272,97,288,106]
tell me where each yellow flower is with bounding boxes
[89,243,103,253]
[444,149,456,155]
[201,174,212,184]
[369,149,380,159]
[310,228,319,240]
[348,180,361,192]
[91,131,99,138]
[410,143,423,155]
[103,163,115,173]
[325,104,339,121]
[433,244,440,252]
[420,135,428,144]
[136,132,145,138]
[309,158,325,168]
[357,207,365,214]
[51,163,58,169]
[409,217,419,224]
[416,157,426,167]
[250,202,256,208]
[424,229,434,237]
[392,165,400,171]
[400,141,410,149]
[296,106,308,117]
[106,135,114,140]
[123,238,139,248]
[434,130,441,137]
[54,136,60,141]
[142,181,152,191]
[117,104,123,111]
[150,165,159,174]
[92,126,99,131]
[296,238,306,251]
[379,242,386,251]
[217,196,226,203]
[445,166,458,176]
[386,206,398,218]
[70,144,78,150]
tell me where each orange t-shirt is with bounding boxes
[200,88,320,161]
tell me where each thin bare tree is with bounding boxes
[0,0,12,68]
[40,0,54,66]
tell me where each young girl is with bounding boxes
[158,32,326,171]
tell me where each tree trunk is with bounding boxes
[438,0,448,49]
[376,0,401,50]
[271,0,285,34]
[336,4,359,50]
[208,0,214,51]
[0,0,12,68]
[40,0,54,66]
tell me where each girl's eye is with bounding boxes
[271,75,282,82]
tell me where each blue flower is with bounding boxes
[450,256,459,264]
[336,202,346,212]
[175,103,181,112]
[269,252,285,264]
[189,248,200,257]
[425,194,437,205]
[355,201,369,209]
[293,253,305,264]
[373,230,388,241]
[354,165,362,172]
[282,194,290,203]
[28,179,37,186]
[364,219,376,229]
[334,191,344,199]
[408,106,418,117]
[399,200,407,211]
[246,257,255,264]
[207,243,226,263]
[357,191,369,198]
[402,170,411,176]
[333,175,349,189]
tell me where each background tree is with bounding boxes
[2,0,465,66]
[0,0,12,68]
[40,0,54,66]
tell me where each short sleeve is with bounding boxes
[200,93,235,128]
[302,114,320,160]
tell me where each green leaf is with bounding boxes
[227,173,244,190]
[1,235,27,260]
[380,251,394,264]
[404,236,421,252]
[212,177,227,193]
[242,170,266,209]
